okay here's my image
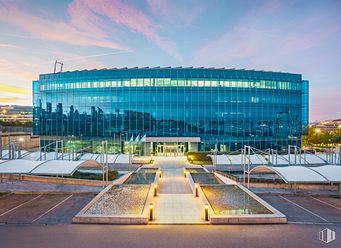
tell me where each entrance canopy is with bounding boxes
[145,137,200,142]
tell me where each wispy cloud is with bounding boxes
[70,0,182,61]
[147,0,206,26]
[0,82,29,94]
[0,59,37,82]
[0,1,129,51]
[0,43,19,49]
[190,0,341,120]
[0,82,29,104]
[191,1,340,70]
[0,97,26,103]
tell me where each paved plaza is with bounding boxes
[0,157,340,247]
[151,157,206,224]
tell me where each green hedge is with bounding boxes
[187,152,213,164]
[67,170,119,181]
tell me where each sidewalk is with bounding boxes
[151,156,207,224]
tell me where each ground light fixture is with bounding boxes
[188,156,193,163]
[157,171,161,178]
[184,170,187,178]
[153,184,158,196]
[149,203,154,221]
[194,184,199,197]
[204,204,209,221]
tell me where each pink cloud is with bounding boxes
[147,0,206,26]
[0,2,129,51]
[72,0,182,61]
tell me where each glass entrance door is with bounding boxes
[156,144,184,156]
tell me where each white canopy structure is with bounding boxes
[22,151,58,161]
[115,154,132,164]
[249,165,340,183]
[316,154,340,165]
[310,165,341,182]
[0,160,45,174]
[79,153,100,161]
[229,154,244,165]
[0,159,101,176]
[30,160,100,176]
[208,155,231,165]
[268,155,290,165]
[1,149,29,159]
[95,154,118,163]
[208,154,268,166]
[302,154,327,164]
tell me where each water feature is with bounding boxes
[201,185,272,215]
[85,185,150,215]
[185,168,206,173]
[190,173,223,184]
[124,172,156,184]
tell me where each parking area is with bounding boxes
[0,191,340,226]
[259,193,341,224]
[0,193,95,225]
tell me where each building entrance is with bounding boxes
[156,144,184,156]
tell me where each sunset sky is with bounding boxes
[0,0,340,121]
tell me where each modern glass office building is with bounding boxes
[33,67,309,156]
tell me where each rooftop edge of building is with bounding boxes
[37,67,303,81]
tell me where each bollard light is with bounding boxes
[149,203,154,221]
[204,204,209,221]
[184,170,187,178]
[153,184,158,197]
[157,171,162,178]
[195,184,199,197]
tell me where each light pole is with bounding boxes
[18,137,24,158]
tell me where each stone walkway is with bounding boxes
[151,157,207,224]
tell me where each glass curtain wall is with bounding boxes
[33,68,308,152]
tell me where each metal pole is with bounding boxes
[101,141,104,186]
[106,141,108,183]
[243,147,246,185]
[0,133,2,159]
[61,140,64,160]
[288,145,291,165]
[214,143,217,172]
[55,140,58,160]
[247,146,250,189]
[304,150,306,165]
[8,134,11,160]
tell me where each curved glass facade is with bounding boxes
[33,67,309,154]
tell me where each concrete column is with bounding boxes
[190,142,198,152]
[143,142,151,156]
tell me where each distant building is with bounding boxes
[312,120,341,132]
[0,105,33,123]
[33,67,309,155]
